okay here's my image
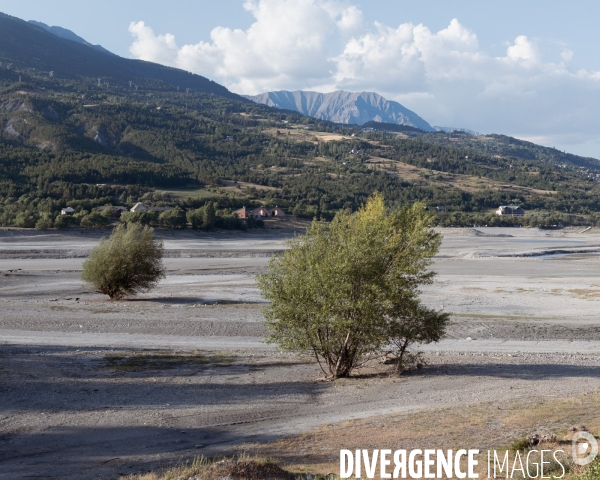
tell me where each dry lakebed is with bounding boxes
[1,227,600,479]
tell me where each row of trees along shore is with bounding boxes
[32,201,264,231]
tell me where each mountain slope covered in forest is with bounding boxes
[1,12,600,229]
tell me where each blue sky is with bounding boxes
[2,0,599,157]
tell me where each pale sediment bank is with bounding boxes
[2,227,600,479]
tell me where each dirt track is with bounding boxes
[1,227,600,479]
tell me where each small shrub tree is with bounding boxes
[120,210,158,226]
[246,216,264,229]
[215,212,243,230]
[82,223,165,300]
[187,207,204,229]
[159,207,186,229]
[386,302,448,373]
[54,214,78,229]
[257,193,448,379]
[35,215,54,230]
[80,211,110,228]
[203,201,216,229]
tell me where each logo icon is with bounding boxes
[572,431,598,466]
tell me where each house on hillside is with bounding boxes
[496,205,525,217]
[269,206,286,217]
[60,207,75,215]
[251,206,270,218]
[436,206,446,212]
[130,203,172,213]
[130,203,149,212]
[234,206,248,219]
[240,206,287,219]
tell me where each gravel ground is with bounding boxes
[1,227,600,479]
[1,346,599,480]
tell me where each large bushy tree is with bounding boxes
[257,193,448,379]
[82,223,165,300]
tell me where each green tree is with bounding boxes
[54,214,78,229]
[81,223,165,300]
[257,193,447,379]
[203,201,216,229]
[186,207,204,229]
[386,302,449,374]
[80,211,110,228]
[158,206,186,229]
[35,215,54,230]
[120,210,158,226]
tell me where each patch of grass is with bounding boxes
[120,395,600,479]
[568,289,600,297]
[509,437,531,452]
[576,458,600,480]
[119,454,335,480]
[103,349,232,371]
[155,188,215,200]
[238,394,600,477]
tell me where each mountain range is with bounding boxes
[1,10,600,229]
[6,14,483,136]
[246,90,434,131]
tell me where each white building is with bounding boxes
[496,205,525,217]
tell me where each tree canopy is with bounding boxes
[82,223,165,299]
[258,194,448,378]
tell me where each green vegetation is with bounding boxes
[2,66,600,228]
[81,223,165,299]
[118,454,334,480]
[258,194,448,379]
[577,458,600,480]
[2,12,600,228]
[104,350,231,371]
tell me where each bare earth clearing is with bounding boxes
[1,227,600,479]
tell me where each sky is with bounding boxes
[2,0,599,157]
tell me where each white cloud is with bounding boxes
[561,48,574,62]
[129,21,179,66]
[335,6,364,37]
[129,0,344,93]
[505,35,539,62]
[128,0,600,156]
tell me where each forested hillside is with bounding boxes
[1,11,600,229]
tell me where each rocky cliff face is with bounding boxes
[245,90,433,131]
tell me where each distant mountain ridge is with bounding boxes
[28,20,112,55]
[245,90,434,131]
[0,12,237,98]
[434,126,481,135]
